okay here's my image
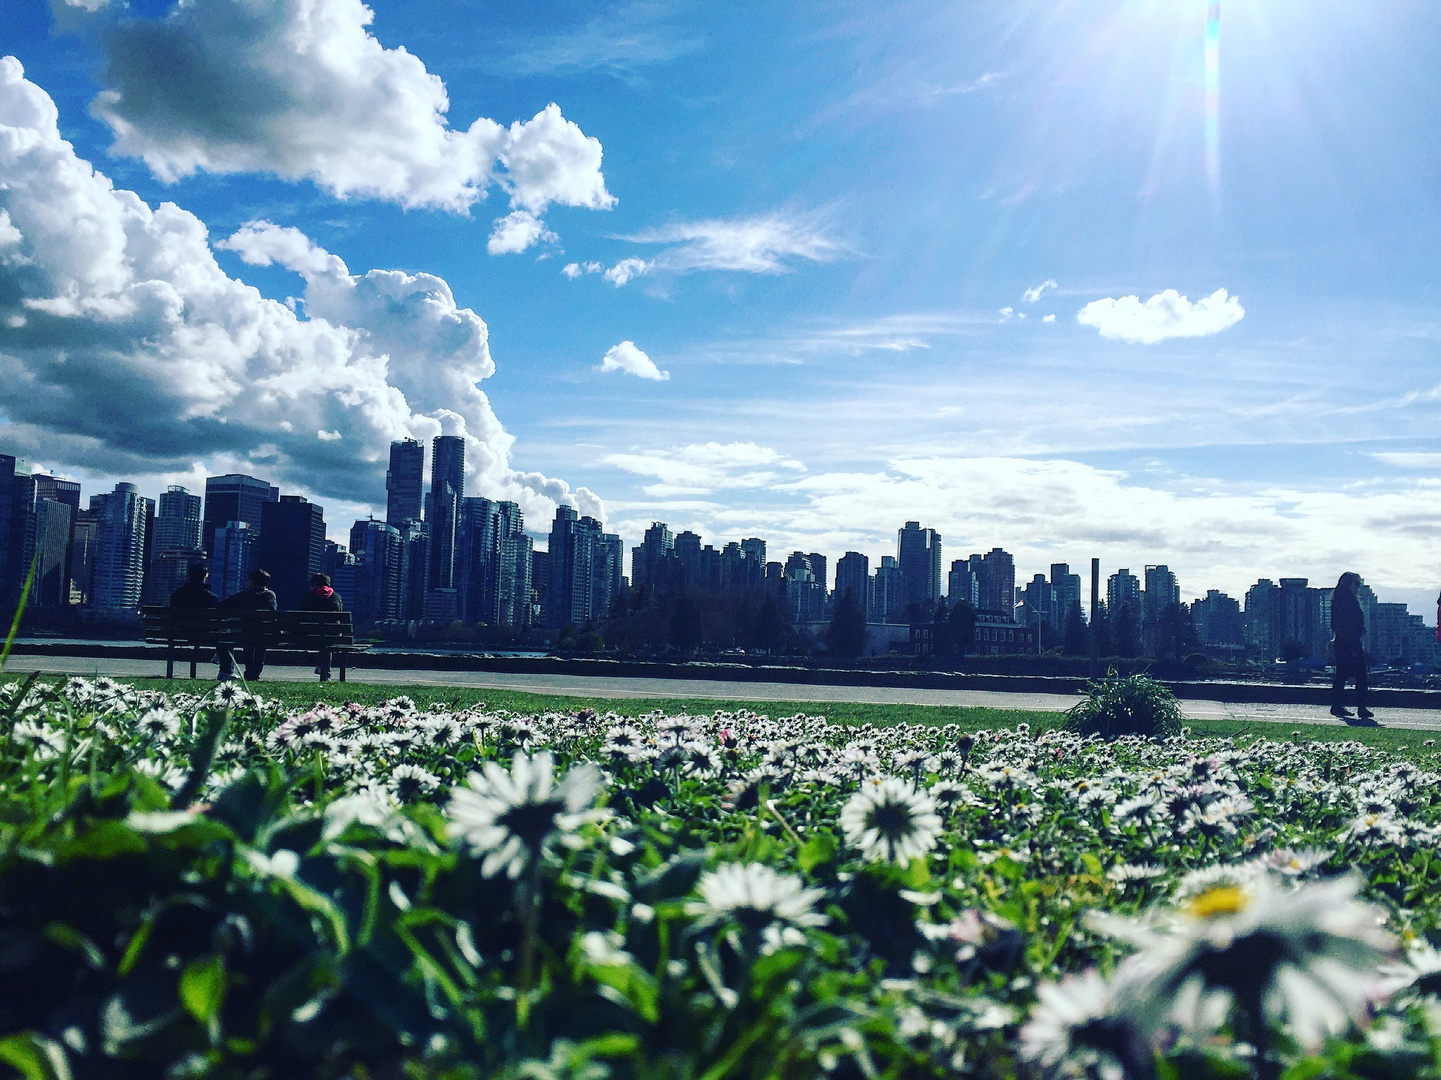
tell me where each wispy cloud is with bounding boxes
[494,3,702,77]
[1077,288,1245,344]
[1023,278,1057,304]
[618,212,844,275]
[604,442,805,496]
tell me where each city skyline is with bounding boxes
[2,4,1440,612]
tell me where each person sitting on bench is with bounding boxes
[299,572,344,681]
[219,569,278,682]
[171,563,219,609]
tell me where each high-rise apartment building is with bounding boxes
[1107,568,1142,613]
[1049,563,1083,631]
[257,495,326,607]
[143,486,204,606]
[398,519,429,620]
[631,522,674,592]
[870,555,903,622]
[544,506,621,628]
[386,439,425,525]
[835,552,870,606]
[457,497,533,627]
[428,436,465,590]
[1020,574,1053,628]
[978,548,1015,618]
[1192,590,1244,650]
[202,474,279,558]
[947,559,979,608]
[1143,565,1180,623]
[351,519,404,625]
[897,521,942,611]
[0,456,36,615]
[33,474,81,608]
[92,483,152,612]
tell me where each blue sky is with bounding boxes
[2,0,1440,613]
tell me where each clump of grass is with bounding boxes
[1065,669,1184,741]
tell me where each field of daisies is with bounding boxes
[2,675,1441,1080]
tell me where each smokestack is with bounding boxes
[1090,558,1101,657]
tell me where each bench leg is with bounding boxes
[190,651,198,680]
[339,655,347,683]
[166,645,174,680]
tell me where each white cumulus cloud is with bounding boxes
[487,210,557,255]
[82,0,613,248]
[1022,278,1057,303]
[598,341,669,381]
[603,257,652,287]
[1076,288,1245,344]
[0,58,598,523]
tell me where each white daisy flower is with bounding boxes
[692,862,827,933]
[447,751,604,878]
[840,778,942,864]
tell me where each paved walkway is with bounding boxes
[9,654,1439,732]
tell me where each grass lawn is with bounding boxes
[39,674,1437,757]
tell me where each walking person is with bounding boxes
[299,572,343,681]
[220,569,278,682]
[1330,571,1372,721]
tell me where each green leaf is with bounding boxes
[179,955,226,1025]
[1080,853,1103,876]
[0,1033,70,1080]
[798,831,837,872]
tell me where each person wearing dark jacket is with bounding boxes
[170,563,219,609]
[299,573,343,681]
[1331,572,1371,721]
[219,569,278,681]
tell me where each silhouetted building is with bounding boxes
[203,474,278,559]
[34,474,80,607]
[255,495,326,607]
[897,521,942,611]
[1244,579,1281,659]
[1021,574,1053,629]
[386,439,425,526]
[631,522,674,592]
[1192,589,1243,652]
[92,483,152,612]
[70,510,99,606]
[972,611,1038,655]
[1107,568,1142,612]
[32,497,71,608]
[428,436,465,590]
[398,519,429,620]
[0,455,35,616]
[835,552,870,605]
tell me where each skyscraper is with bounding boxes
[386,438,425,525]
[428,436,465,590]
[0,455,36,615]
[256,495,326,607]
[1049,563,1083,631]
[92,483,151,612]
[1107,568,1142,612]
[203,474,278,557]
[33,474,81,608]
[870,555,903,621]
[144,486,204,606]
[630,521,674,592]
[897,521,942,611]
[210,522,256,599]
[948,559,979,607]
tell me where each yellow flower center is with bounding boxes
[1186,885,1251,919]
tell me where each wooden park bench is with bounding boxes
[141,607,370,682]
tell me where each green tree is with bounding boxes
[1063,601,1088,655]
[948,598,976,658]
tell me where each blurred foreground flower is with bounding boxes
[692,862,827,945]
[1093,875,1396,1050]
[447,751,604,878]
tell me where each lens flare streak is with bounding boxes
[1205,1,1221,216]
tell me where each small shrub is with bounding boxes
[1065,669,1184,740]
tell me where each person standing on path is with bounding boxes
[220,569,278,681]
[1330,572,1372,721]
[299,573,343,681]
